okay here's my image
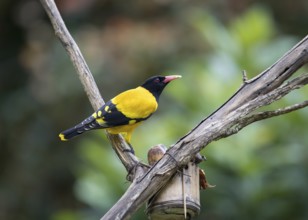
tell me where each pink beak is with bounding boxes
[163,75,182,83]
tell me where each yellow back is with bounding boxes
[112,86,158,120]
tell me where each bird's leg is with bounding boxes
[125,142,150,169]
[122,142,135,154]
[119,132,135,154]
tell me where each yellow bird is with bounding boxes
[59,75,181,144]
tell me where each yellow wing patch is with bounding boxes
[96,117,106,125]
[97,111,103,117]
[129,119,137,125]
[92,110,106,125]
[104,105,111,113]
[112,87,158,119]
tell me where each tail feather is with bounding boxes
[59,115,105,141]
[59,127,84,141]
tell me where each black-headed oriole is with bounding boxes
[59,75,181,143]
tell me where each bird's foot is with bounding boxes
[122,142,135,155]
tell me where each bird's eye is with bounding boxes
[154,78,160,83]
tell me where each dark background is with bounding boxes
[1,0,308,219]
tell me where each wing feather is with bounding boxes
[94,87,158,127]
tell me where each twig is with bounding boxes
[242,70,248,84]
[225,74,308,136]
[235,100,308,132]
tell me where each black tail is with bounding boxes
[59,127,83,141]
[59,115,103,141]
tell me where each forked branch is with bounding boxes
[101,36,308,219]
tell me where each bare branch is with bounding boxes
[40,0,103,109]
[242,70,248,84]
[225,74,308,136]
[40,0,140,176]
[101,35,308,219]
[240,100,308,127]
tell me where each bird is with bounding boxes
[59,75,181,144]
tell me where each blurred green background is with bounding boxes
[1,0,308,219]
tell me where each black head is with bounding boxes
[141,75,181,101]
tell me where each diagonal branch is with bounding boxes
[101,36,308,219]
[40,0,140,177]
[40,0,103,109]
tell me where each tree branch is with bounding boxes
[40,0,308,218]
[228,74,308,135]
[40,0,103,109]
[101,35,308,219]
[239,99,308,129]
[224,74,308,137]
[40,0,140,177]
